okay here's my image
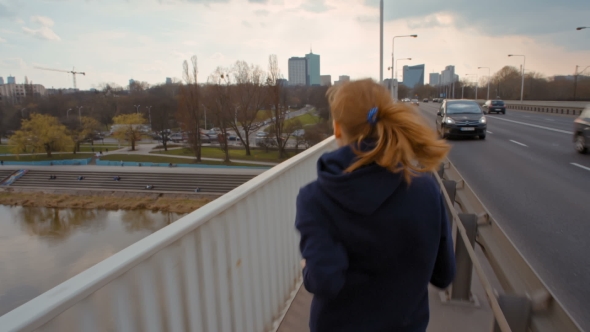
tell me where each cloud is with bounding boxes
[22,26,61,41]
[301,0,333,13]
[248,0,268,3]
[0,37,5,43]
[209,52,225,61]
[254,9,269,16]
[31,15,54,27]
[22,15,60,41]
[0,3,15,18]
[242,21,251,28]
[16,18,24,24]
[0,57,28,70]
[406,13,454,29]
[183,40,196,46]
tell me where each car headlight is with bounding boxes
[480,116,486,124]
[445,117,455,124]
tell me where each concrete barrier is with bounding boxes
[0,158,92,166]
[95,160,270,169]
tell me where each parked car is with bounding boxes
[411,99,420,106]
[482,100,506,114]
[574,105,590,154]
[423,98,429,103]
[436,100,487,139]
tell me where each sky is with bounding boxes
[0,0,589,90]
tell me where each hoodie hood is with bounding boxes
[316,143,403,216]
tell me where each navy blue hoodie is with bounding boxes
[295,144,456,332]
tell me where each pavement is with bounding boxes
[418,103,590,330]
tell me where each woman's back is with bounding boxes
[295,79,455,332]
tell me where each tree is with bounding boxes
[266,54,290,158]
[112,113,146,151]
[230,60,266,156]
[69,116,101,153]
[177,56,203,160]
[204,68,232,162]
[10,113,74,157]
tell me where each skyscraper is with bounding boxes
[403,65,425,89]
[288,57,308,86]
[429,73,440,86]
[0,77,4,85]
[305,51,320,86]
[320,75,331,86]
[166,77,172,85]
[440,66,456,85]
[7,76,15,84]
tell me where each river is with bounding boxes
[0,205,184,316]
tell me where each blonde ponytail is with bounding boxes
[327,79,449,183]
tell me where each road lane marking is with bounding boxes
[510,140,528,147]
[486,131,493,134]
[571,163,590,172]
[487,116,573,134]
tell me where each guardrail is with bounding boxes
[0,158,92,166]
[504,103,583,116]
[0,138,336,332]
[438,161,582,331]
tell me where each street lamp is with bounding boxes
[508,54,526,102]
[576,27,588,30]
[573,65,590,100]
[134,104,141,113]
[478,67,491,100]
[146,106,152,129]
[395,58,411,101]
[465,74,477,99]
[76,106,83,125]
[391,34,418,101]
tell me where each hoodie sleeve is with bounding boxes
[430,194,456,289]
[295,186,349,299]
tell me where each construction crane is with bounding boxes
[34,66,86,89]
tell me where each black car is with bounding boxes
[574,106,590,154]
[482,100,506,114]
[423,98,429,103]
[436,100,487,139]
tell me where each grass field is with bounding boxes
[151,147,295,162]
[100,154,263,167]
[264,113,320,133]
[0,153,94,161]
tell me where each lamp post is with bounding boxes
[573,65,590,100]
[465,74,477,99]
[77,106,83,125]
[202,104,207,130]
[508,54,526,102]
[391,34,418,101]
[146,106,152,129]
[478,67,491,100]
[134,104,141,113]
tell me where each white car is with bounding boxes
[411,99,420,106]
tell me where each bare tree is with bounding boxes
[204,67,232,163]
[177,56,203,161]
[266,54,291,158]
[229,60,266,156]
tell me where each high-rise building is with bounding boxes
[129,79,135,87]
[0,77,4,85]
[403,64,425,89]
[440,66,456,85]
[0,83,46,104]
[429,73,440,86]
[333,75,351,86]
[305,51,320,86]
[288,57,308,86]
[7,76,15,84]
[166,77,172,85]
[320,75,331,86]
[276,79,289,86]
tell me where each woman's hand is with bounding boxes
[300,259,306,269]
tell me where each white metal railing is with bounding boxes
[0,138,337,332]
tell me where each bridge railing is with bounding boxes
[0,138,336,332]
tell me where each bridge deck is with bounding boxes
[278,246,498,332]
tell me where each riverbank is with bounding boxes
[0,189,215,214]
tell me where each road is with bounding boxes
[418,103,590,329]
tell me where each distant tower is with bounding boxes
[166,77,172,85]
[0,77,4,85]
[7,75,16,84]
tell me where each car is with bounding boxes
[482,100,506,114]
[423,98,429,103]
[574,105,590,154]
[436,100,487,139]
[411,99,419,106]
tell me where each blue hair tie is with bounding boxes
[367,107,379,126]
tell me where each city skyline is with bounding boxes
[0,0,588,90]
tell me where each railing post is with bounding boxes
[442,180,456,223]
[493,294,531,332]
[437,163,445,178]
[451,213,478,302]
